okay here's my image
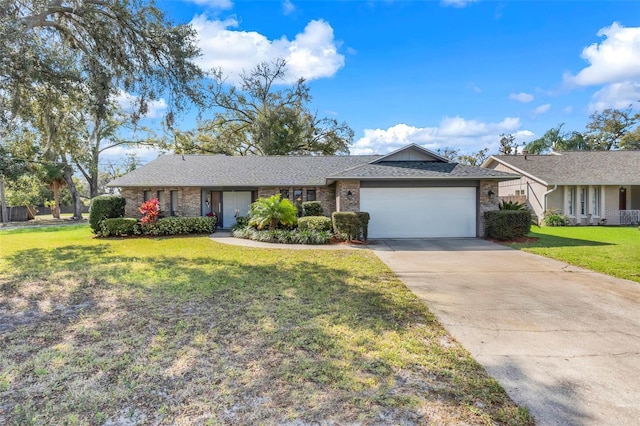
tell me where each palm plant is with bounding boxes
[248,195,298,230]
[499,200,527,211]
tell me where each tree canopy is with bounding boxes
[174,59,354,156]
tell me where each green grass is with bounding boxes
[510,226,640,283]
[0,226,531,425]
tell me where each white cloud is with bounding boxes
[565,22,640,86]
[509,92,534,103]
[589,82,640,111]
[440,0,479,8]
[185,0,233,10]
[191,16,345,84]
[563,105,573,114]
[351,116,530,155]
[533,103,551,116]
[114,91,167,119]
[282,0,295,15]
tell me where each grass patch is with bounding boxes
[510,226,640,283]
[0,226,531,424]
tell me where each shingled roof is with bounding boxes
[109,146,518,188]
[328,161,517,180]
[485,151,640,185]
[109,154,380,187]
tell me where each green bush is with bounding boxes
[95,216,217,237]
[298,216,332,232]
[332,211,370,241]
[143,216,217,236]
[98,218,140,237]
[543,210,568,227]
[231,226,331,245]
[249,195,298,230]
[499,200,527,210]
[302,201,323,217]
[89,195,126,233]
[484,210,532,240]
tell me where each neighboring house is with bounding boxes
[483,151,640,225]
[108,144,518,238]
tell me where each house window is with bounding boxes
[592,187,600,216]
[143,190,152,202]
[580,187,587,215]
[280,189,289,199]
[157,190,166,210]
[293,189,303,203]
[170,190,178,216]
[515,189,525,196]
[306,189,316,202]
[568,187,575,216]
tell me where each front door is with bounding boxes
[620,187,627,210]
[222,191,252,229]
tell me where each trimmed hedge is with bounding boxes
[232,226,331,245]
[144,216,217,236]
[484,210,531,240]
[96,216,217,237]
[89,195,125,233]
[332,211,370,241]
[298,216,332,232]
[98,218,139,237]
[302,201,323,217]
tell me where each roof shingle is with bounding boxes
[488,151,640,185]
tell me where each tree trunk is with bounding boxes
[52,181,61,219]
[63,163,84,220]
[0,175,7,224]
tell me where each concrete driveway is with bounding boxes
[372,239,640,426]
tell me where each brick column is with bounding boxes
[479,180,500,236]
[336,180,360,212]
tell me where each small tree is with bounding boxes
[248,195,298,230]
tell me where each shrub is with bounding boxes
[332,211,370,241]
[98,218,140,237]
[143,216,217,236]
[231,226,331,245]
[249,195,298,230]
[298,216,332,232]
[484,210,532,240]
[139,198,160,225]
[543,210,568,227]
[89,195,125,233]
[499,200,527,210]
[302,201,323,217]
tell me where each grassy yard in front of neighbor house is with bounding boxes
[0,226,532,425]
[510,226,640,283]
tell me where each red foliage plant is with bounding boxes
[139,198,160,224]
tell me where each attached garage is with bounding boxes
[360,186,477,238]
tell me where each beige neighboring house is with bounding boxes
[482,151,640,225]
[108,144,518,238]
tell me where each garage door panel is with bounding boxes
[360,187,476,238]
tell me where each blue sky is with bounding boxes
[115,0,640,161]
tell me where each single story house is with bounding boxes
[108,144,518,238]
[482,150,640,225]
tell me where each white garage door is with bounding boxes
[360,187,476,238]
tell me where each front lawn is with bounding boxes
[510,226,640,283]
[0,226,530,425]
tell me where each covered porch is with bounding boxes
[562,184,640,226]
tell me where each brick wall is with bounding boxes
[335,180,360,212]
[120,187,202,218]
[479,179,500,236]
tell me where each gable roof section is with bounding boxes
[109,154,379,188]
[485,151,640,185]
[371,143,449,163]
